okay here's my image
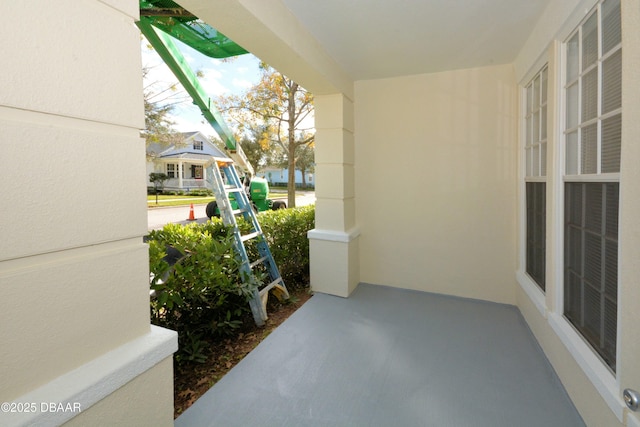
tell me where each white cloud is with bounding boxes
[198,67,227,96]
[231,78,252,90]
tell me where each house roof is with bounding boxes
[147,131,230,162]
[158,152,218,162]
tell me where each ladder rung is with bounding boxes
[241,231,261,242]
[232,208,248,215]
[259,277,284,296]
[225,187,244,194]
[250,256,267,268]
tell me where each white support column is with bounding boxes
[308,93,359,297]
[178,160,183,189]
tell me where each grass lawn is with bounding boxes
[147,188,309,207]
[147,195,215,207]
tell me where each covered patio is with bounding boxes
[176,284,584,427]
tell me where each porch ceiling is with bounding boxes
[176,283,584,427]
[280,0,550,80]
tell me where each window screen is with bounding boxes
[526,183,546,290]
[564,183,618,370]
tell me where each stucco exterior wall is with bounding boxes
[355,64,518,305]
[0,1,176,426]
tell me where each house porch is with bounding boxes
[175,283,584,427]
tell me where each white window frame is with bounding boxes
[166,163,176,178]
[193,140,204,151]
[166,163,184,179]
[517,63,548,317]
[524,66,548,296]
[547,0,624,420]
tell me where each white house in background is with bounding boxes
[260,167,315,188]
[146,131,229,191]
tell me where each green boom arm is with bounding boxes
[137,16,254,176]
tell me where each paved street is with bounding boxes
[147,192,315,230]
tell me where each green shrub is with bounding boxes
[148,223,256,365]
[188,188,213,196]
[147,205,315,366]
[253,205,315,287]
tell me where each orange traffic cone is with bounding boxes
[188,203,195,221]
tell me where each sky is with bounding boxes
[141,36,263,139]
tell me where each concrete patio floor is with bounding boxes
[176,283,584,427]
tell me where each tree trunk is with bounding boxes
[288,143,296,208]
[287,82,298,208]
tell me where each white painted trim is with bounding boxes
[548,312,625,421]
[517,270,547,317]
[552,38,566,315]
[307,227,360,243]
[518,82,527,279]
[3,326,178,427]
[563,173,621,182]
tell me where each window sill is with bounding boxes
[517,272,624,421]
[548,312,624,421]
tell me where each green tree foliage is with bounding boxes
[293,144,315,189]
[236,124,282,173]
[149,172,169,204]
[217,64,314,207]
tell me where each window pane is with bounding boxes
[541,67,548,104]
[566,182,583,227]
[533,75,540,109]
[603,298,617,368]
[533,110,540,144]
[526,182,546,290]
[601,114,621,173]
[605,239,617,298]
[526,147,532,177]
[541,105,547,140]
[540,142,547,176]
[526,116,532,145]
[581,123,597,174]
[526,84,533,115]
[602,49,622,114]
[565,271,582,325]
[585,183,603,232]
[583,280,601,341]
[602,0,621,54]
[567,33,580,82]
[605,183,619,240]
[566,83,579,129]
[582,68,598,122]
[564,182,619,371]
[582,13,599,70]
[566,131,579,175]
[533,145,540,177]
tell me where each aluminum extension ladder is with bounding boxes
[207,157,289,326]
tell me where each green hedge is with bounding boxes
[147,204,314,365]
